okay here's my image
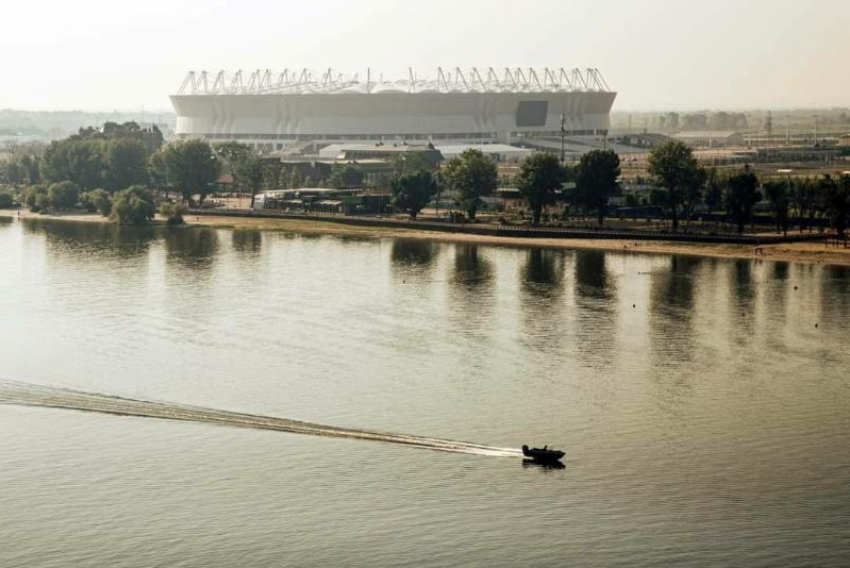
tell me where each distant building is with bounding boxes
[436,144,532,163]
[612,133,670,149]
[74,121,165,153]
[672,131,745,148]
[318,143,443,166]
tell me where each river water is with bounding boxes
[0,216,848,567]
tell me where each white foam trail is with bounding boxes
[0,380,521,458]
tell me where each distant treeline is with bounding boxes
[612,108,850,134]
[0,110,175,140]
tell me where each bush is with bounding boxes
[111,185,156,225]
[35,193,50,212]
[0,191,13,209]
[23,185,47,211]
[81,188,113,216]
[158,201,184,225]
[47,181,81,210]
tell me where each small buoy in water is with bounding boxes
[815,323,818,328]
[633,304,636,308]
[794,286,798,290]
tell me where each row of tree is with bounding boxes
[390,142,850,238]
[5,131,849,236]
[388,148,616,225]
[645,141,850,235]
[14,181,167,225]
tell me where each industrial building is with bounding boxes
[170,67,616,151]
[671,131,745,148]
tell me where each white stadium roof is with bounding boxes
[176,67,612,96]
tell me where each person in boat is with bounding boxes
[522,444,550,454]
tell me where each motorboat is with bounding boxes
[521,444,565,462]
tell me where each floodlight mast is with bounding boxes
[174,67,612,95]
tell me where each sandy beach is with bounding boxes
[3,208,849,267]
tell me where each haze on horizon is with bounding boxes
[1,0,847,113]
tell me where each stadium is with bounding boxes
[170,68,616,152]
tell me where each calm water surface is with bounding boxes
[0,217,848,567]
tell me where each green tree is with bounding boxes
[763,180,791,236]
[647,141,702,231]
[516,153,569,224]
[35,193,50,212]
[392,151,442,175]
[724,167,761,234]
[148,150,170,197]
[42,138,106,190]
[391,170,438,218]
[214,141,251,197]
[47,181,80,210]
[703,168,723,212]
[111,185,156,224]
[214,141,250,168]
[573,149,620,226]
[328,166,365,188]
[106,138,149,192]
[0,190,13,208]
[442,149,498,221]
[162,139,220,204]
[23,185,47,211]
[289,168,303,189]
[682,167,707,223]
[2,160,24,186]
[20,153,41,185]
[277,166,291,189]
[80,188,113,216]
[791,178,818,233]
[824,174,850,237]
[234,151,265,209]
[158,201,184,226]
[261,163,280,191]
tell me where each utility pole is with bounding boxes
[814,115,819,147]
[766,111,773,147]
[560,114,566,164]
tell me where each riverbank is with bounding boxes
[3,208,849,266]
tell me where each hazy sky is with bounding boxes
[1,0,847,112]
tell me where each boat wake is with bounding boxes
[0,380,521,458]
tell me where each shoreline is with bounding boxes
[3,208,849,267]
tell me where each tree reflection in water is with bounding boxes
[448,244,495,336]
[649,256,700,368]
[573,250,618,369]
[25,218,158,261]
[519,248,567,354]
[391,238,437,268]
[231,230,262,254]
[165,228,220,270]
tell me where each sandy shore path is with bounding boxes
[3,209,849,267]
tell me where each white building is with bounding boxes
[170,67,616,151]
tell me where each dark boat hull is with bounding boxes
[522,447,565,462]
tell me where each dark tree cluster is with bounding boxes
[645,141,850,236]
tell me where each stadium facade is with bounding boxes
[170,68,616,151]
